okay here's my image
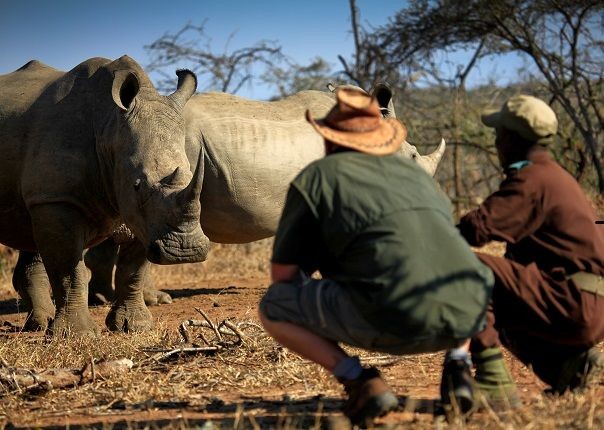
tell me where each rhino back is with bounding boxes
[0,61,62,118]
[184,91,334,243]
[0,58,115,249]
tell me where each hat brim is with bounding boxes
[305,110,406,156]
[481,109,502,128]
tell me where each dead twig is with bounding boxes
[143,307,253,362]
[195,307,223,341]
[0,358,133,393]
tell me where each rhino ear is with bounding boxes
[371,83,396,119]
[112,70,140,111]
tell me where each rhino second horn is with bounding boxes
[419,138,446,176]
[169,69,198,110]
[163,166,189,187]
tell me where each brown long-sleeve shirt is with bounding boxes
[458,149,604,276]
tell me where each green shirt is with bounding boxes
[273,151,493,341]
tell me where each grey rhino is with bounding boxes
[0,56,211,336]
[14,84,445,330]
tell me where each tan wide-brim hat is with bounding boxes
[306,87,406,155]
[481,94,558,143]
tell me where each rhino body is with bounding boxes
[192,90,333,243]
[189,86,444,243]
[15,85,445,329]
[1,57,209,335]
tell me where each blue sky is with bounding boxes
[0,0,522,99]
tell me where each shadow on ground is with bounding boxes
[165,285,242,300]
[0,298,21,316]
[3,395,441,429]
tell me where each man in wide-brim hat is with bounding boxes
[259,87,494,426]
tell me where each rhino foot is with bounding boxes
[106,299,153,332]
[144,287,173,306]
[23,307,55,332]
[48,309,101,337]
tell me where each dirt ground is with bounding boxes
[0,240,602,429]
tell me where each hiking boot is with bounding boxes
[339,367,398,427]
[552,347,604,394]
[473,347,521,410]
[440,358,475,414]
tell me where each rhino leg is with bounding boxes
[31,205,100,337]
[85,236,172,307]
[12,251,55,331]
[106,239,153,332]
[84,238,119,305]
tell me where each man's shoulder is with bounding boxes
[515,153,572,184]
[299,153,433,188]
[293,152,366,182]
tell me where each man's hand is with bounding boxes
[271,263,301,283]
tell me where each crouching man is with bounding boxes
[258,88,494,426]
[458,95,604,406]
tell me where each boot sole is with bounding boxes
[349,392,399,427]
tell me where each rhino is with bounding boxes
[13,84,445,331]
[0,56,211,336]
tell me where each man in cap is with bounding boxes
[457,94,604,405]
[258,87,494,426]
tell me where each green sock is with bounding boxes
[473,347,518,400]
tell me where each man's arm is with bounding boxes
[271,185,322,278]
[458,173,545,246]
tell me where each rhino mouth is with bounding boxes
[147,228,211,264]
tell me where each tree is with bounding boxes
[372,0,604,192]
[337,0,403,92]
[261,57,336,99]
[145,22,283,95]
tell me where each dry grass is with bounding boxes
[0,217,603,428]
[0,322,601,429]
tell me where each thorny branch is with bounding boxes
[141,308,258,362]
[145,22,283,94]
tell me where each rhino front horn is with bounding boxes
[179,148,204,205]
[169,69,197,110]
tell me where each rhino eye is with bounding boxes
[133,178,141,191]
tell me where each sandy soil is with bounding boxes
[0,241,602,429]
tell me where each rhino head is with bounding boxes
[94,56,209,264]
[329,82,446,176]
[370,83,445,176]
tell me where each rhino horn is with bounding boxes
[418,138,446,176]
[169,69,198,110]
[179,148,204,205]
[162,166,189,187]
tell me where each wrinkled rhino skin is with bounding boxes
[0,57,209,335]
[15,84,446,327]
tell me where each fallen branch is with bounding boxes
[0,358,133,392]
[142,307,254,362]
